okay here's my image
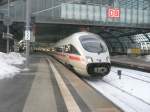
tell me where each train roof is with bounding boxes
[54,32,100,47]
[72,31,94,37]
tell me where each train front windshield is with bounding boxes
[80,35,107,53]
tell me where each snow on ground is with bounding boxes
[86,67,150,112]
[0,52,26,79]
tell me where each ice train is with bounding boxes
[51,32,111,77]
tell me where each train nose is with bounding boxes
[94,67,108,74]
[87,63,111,76]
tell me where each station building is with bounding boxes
[0,0,150,55]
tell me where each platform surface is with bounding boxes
[0,54,122,112]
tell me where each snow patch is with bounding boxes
[0,52,26,79]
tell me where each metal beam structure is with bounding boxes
[0,0,16,5]
[1,0,150,28]
[25,0,31,67]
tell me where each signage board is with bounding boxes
[25,30,31,40]
[2,32,13,39]
[107,8,120,18]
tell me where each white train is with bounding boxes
[51,32,111,77]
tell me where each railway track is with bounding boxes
[45,54,150,112]
[111,66,150,79]
[101,79,150,106]
[111,70,150,84]
[84,66,150,112]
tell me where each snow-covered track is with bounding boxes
[101,78,150,105]
[85,66,150,112]
[111,70,150,83]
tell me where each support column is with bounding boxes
[25,0,31,67]
[6,0,10,53]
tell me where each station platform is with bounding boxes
[0,53,122,112]
[111,55,150,72]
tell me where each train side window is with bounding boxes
[70,45,80,55]
[65,45,71,53]
[56,47,63,52]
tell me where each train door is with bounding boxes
[68,44,82,71]
[63,45,69,64]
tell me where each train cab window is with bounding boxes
[79,35,107,53]
[70,45,80,55]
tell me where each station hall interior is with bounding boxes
[0,0,150,112]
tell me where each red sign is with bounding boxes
[107,8,120,18]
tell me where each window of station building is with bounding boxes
[119,36,133,48]
[119,36,132,43]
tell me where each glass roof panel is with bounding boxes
[146,32,150,39]
[118,0,149,9]
[132,33,149,43]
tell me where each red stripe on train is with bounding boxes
[69,55,80,61]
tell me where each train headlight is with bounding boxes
[86,56,93,63]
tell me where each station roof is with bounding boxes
[0,0,7,5]
[35,23,150,42]
[0,0,16,5]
